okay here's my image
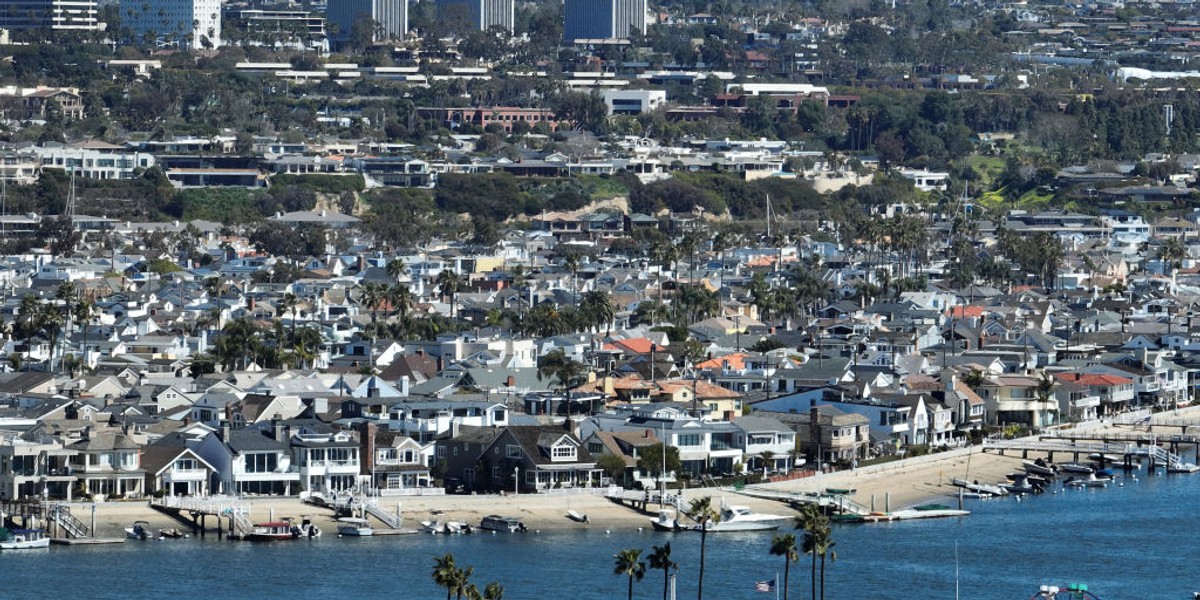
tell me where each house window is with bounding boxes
[551,445,577,461]
[175,458,198,471]
[506,444,522,459]
[491,466,501,479]
[677,434,701,447]
[587,442,604,454]
[245,453,277,473]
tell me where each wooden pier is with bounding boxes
[149,496,252,539]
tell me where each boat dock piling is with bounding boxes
[982,436,1200,473]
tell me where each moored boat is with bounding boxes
[0,528,50,550]
[125,521,150,540]
[566,510,589,524]
[242,521,297,541]
[158,528,186,539]
[336,517,374,537]
[688,504,790,533]
[421,520,470,535]
[1064,473,1112,488]
[950,477,1009,496]
[480,515,525,533]
[649,509,682,532]
[1058,462,1095,475]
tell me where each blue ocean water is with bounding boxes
[0,471,1193,600]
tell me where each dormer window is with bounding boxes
[551,444,577,461]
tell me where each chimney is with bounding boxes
[644,428,652,438]
[221,421,230,442]
[945,373,956,394]
[272,414,285,442]
[399,375,410,396]
[450,420,461,438]
[359,421,377,476]
[247,296,255,310]
[506,375,515,388]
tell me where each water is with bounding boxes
[1,471,1194,599]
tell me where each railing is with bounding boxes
[229,511,255,537]
[1113,408,1153,425]
[363,501,403,529]
[48,504,90,538]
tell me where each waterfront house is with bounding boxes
[476,424,599,492]
[141,439,217,496]
[0,428,76,500]
[286,422,360,492]
[359,423,434,495]
[384,399,509,443]
[580,429,665,488]
[733,414,796,472]
[67,428,145,499]
[976,375,1059,427]
[760,405,870,465]
[193,424,299,496]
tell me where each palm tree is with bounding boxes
[614,548,646,600]
[433,553,458,600]
[387,283,415,336]
[17,294,41,370]
[811,516,835,600]
[386,258,408,282]
[278,292,300,342]
[770,533,799,600]
[482,582,504,600]
[796,504,821,600]
[580,290,615,333]
[688,495,721,600]
[647,543,678,600]
[435,269,464,318]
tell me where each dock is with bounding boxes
[51,537,125,545]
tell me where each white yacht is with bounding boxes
[691,505,790,533]
[336,517,374,537]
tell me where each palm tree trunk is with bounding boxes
[662,572,669,600]
[810,554,817,600]
[819,554,826,600]
[628,574,634,600]
[697,530,707,600]
[783,559,790,600]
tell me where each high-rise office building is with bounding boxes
[434,0,513,33]
[563,0,647,41]
[120,0,221,49]
[328,0,408,43]
[0,0,99,31]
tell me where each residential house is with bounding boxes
[67,428,145,499]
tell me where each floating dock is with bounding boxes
[51,537,126,545]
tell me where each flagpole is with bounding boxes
[775,572,779,600]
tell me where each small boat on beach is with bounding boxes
[0,528,49,550]
[421,520,470,535]
[1022,460,1056,477]
[566,510,589,524]
[950,478,1009,496]
[157,528,186,539]
[125,521,150,540]
[1002,474,1038,495]
[480,515,526,533]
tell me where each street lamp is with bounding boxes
[513,466,519,496]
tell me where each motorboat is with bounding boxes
[887,504,971,520]
[0,528,50,550]
[1064,473,1112,488]
[1088,453,1124,463]
[241,521,297,541]
[1022,460,1056,477]
[157,528,187,539]
[296,516,321,539]
[336,517,374,537]
[125,521,150,540]
[690,505,790,533]
[566,510,590,524]
[950,478,1009,496]
[1058,462,1095,475]
[480,515,526,533]
[649,509,683,532]
[421,520,470,535]
[1002,474,1037,495]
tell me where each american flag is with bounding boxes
[755,580,775,593]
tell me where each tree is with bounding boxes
[537,348,586,393]
[647,543,678,600]
[435,269,464,318]
[614,548,646,600]
[688,495,721,600]
[770,533,800,600]
[636,443,681,492]
[597,453,628,486]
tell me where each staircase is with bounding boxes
[363,501,403,529]
[228,510,255,538]
[48,504,90,538]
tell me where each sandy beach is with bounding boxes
[47,408,1200,539]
